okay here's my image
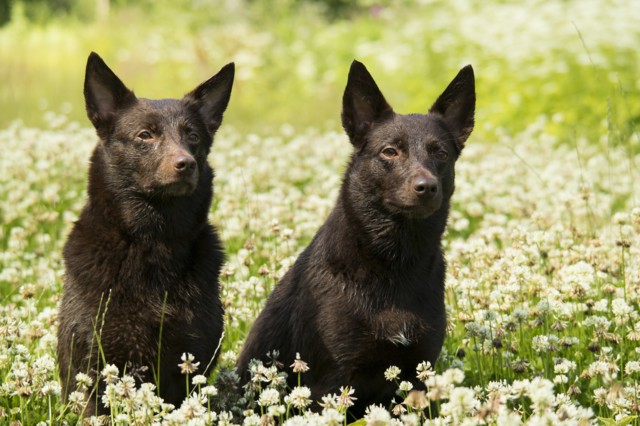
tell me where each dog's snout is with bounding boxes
[413,176,438,196]
[174,155,196,173]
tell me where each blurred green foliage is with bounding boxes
[0,0,637,148]
[0,0,91,24]
[0,0,375,24]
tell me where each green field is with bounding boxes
[1,0,639,424]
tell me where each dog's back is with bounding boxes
[57,52,234,414]
[237,61,475,417]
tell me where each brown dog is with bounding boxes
[57,52,234,415]
[237,60,475,418]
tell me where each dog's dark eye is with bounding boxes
[137,131,152,141]
[381,147,399,158]
[434,150,449,161]
[187,132,200,143]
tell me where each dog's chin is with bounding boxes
[385,200,441,219]
[161,181,197,197]
[144,179,197,199]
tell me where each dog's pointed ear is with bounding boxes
[84,52,136,136]
[184,63,235,136]
[428,65,475,152]
[341,60,394,147]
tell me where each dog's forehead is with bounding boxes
[372,114,449,143]
[138,98,189,115]
[128,98,197,123]
[399,114,449,138]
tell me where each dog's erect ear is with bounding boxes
[342,60,394,147]
[184,63,235,136]
[84,52,136,136]
[428,65,475,152]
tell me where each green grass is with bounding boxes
[0,0,639,423]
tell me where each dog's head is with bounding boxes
[341,60,475,219]
[84,52,234,199]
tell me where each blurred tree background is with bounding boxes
[0,0,366,24]
[0,0,637,146]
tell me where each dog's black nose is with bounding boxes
[174,155,196,173]
[413,176,438,196]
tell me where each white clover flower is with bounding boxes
[115,375,136,399]
[587,360,619,381]
[177,395,206,420]
[283,415,306,426]
[553,374,568,385]
[593,387,608,405]
[221,350,238,365]
[398,381,413,392]
[220,411,242,426]
[560,336,580,347]
[137,382,161,409]
[40,381,61,396]
[242,413,261,426]
[74,372,94,391]
[613,212,629,225]
[485,380,508,400]
[611,298,635,325]
[68,390,86,413]
[425,373,452,401]
[192,374,207,386]
[263,366,286,387]
[319,393,339,410]
[179,352,200,375]
[536,300,551,315]
[509,380,530,399]
[290,353,310,374]
[593,299,609,312]
[558,261,595,290]
[511,307,528,322]
[101,364,119,385]
[337,386,357,409]
[531,335,550,352]
[267,404,286,417]
[583,315,611,332]
[403,390,428,411]
[400,413,420,426]
[201,385,218,397]
[625,361,640,376]
[101,382,118,408]
[248,360,267,383]
[447,387,477,419]
[285,386,312,409]
[442,368,465,385]
[364,404,391,425]
[384,365,401,381]
[416,361,434,381]
[527,412,561,425]
[496,410,523,426]
[114,413,129,424]
[258,387,281,407]
[553,359,576,374]
[32,354,56,373]
[464,321,481,337]
[321,408,344,425]
[482,310,498,322]
[527,377,554,411]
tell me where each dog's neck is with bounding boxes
[84,145,211,242]
[330,187,449,268]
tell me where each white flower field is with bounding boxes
[0,0,639,424]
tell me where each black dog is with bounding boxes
[237,60,474,417]
[57,52,234,415]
